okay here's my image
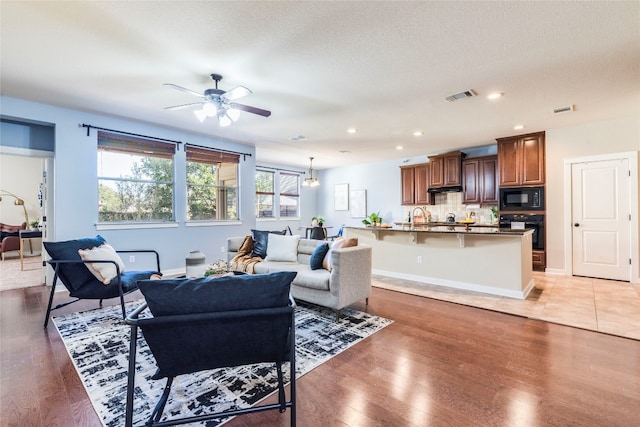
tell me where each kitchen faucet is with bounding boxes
[411,206,429,224]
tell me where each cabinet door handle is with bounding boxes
[574,223,580,227]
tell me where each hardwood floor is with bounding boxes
[1,284,639,426]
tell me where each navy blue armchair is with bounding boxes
[125,271,298,427]
[43,235,161,328]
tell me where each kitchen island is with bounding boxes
[345,225,535,299]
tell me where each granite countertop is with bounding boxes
[347,224,533,236]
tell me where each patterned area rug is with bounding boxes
[54,300,392,427]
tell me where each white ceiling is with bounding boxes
[1,1,639,170]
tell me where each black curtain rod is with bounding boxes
[257,165,306,175]
[81,124,184,147]
[185,142,252,161]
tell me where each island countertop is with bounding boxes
[347,224,534,236]
[344,225,534,299]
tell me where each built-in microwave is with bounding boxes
[499,186,544,211]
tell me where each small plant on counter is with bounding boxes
[317,216,325,226]
[362,212,382,227]
[204,259,230,277]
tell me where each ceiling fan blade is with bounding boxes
[163,83,203,98]
[223,86,252,101]
[230,102,272,117]
[164,102,205,110]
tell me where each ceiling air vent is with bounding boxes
[445,89,477,102]
[552,105,575,115]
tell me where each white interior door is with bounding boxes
[571,159,630,281]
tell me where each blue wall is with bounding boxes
[0,96,315,272]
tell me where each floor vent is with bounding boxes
[445,89,477,102]
[552,105,575,114]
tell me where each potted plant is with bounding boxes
[362,212,382,227]
[317,216,325,227]
[29,220,40,230]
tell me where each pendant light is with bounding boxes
[302,157,319,187]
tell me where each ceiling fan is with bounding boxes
[163,74,271,127]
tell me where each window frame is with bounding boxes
[185,145,240,222]
[97,131,176,225]
[255,168,301,220]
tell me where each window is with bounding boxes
[186,145,239,220]
[279,172,299,217]
[255,170,274,218]
[256,169,300,218]
[97,132,175,222]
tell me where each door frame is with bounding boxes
[563,151,639,283]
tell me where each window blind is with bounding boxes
[185,145,240,164]
[97,131,176,159]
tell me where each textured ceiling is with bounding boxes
[1,1,639,170]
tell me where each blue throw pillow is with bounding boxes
[138,271,297,316]
[250,229,287,258]
[310,242,329,270]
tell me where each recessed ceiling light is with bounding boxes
[347,128,358,134]
[487,92,503,100]
[513,125,525,130]
[396,146,403,150]
[289,135,307,141]
[413,131,424,136]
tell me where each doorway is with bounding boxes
[565,152,638,282]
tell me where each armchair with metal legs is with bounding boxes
[42,235,161,328]
[125,271,297,427]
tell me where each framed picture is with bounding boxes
[334,183,349,211]
[350,189,366,218]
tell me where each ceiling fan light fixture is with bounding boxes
[218,111,232,127]
[202,102,218,116]
[194,109,208,122]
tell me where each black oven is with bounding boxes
[499,213,545,250]
[499,186,544,211]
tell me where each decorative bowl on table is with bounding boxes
[459,219,475,230]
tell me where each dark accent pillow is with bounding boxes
[138,271,297,317]
[250,229,287,258]
[43,235,107,289]
[310,242,329,270]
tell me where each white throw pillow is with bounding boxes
[265,234,300,262]
[78,243,126,285]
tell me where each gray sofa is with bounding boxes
[227,237,372,315]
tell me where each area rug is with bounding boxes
[0,253,43,291]
[54,300,392,427]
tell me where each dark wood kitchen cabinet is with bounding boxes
[429,151,466,188]
[497,131,545,187]
[462,155,498,204]
[401,163,433,205]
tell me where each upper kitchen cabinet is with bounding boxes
[401,163,433,205]
[428,151,466,189]
[462,155,498,204]
[497,131,545,187]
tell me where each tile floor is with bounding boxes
[372,272,640,340]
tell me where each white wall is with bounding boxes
[0,154,42,226]
[546,115,640,273]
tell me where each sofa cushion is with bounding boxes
[78,243,126,285]
[138,271,297,317]
[310,242,329,270]
[251,229,286,258]
[265,234,300,262]
[291,269,331,291]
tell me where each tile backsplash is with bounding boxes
[404,192,497,224]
